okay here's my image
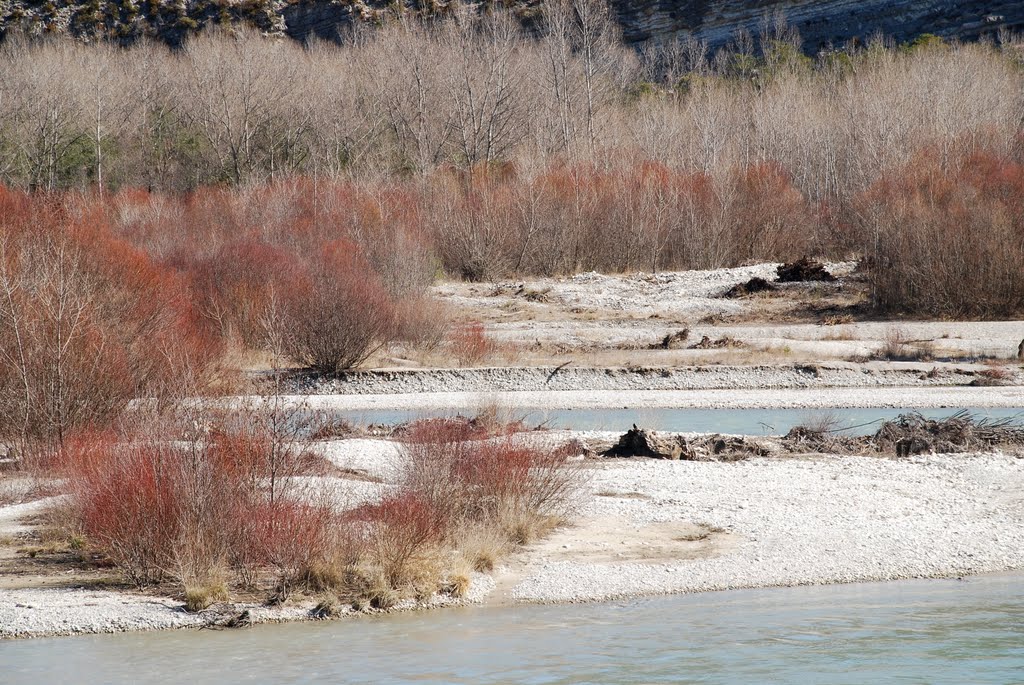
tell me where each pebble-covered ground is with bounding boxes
[510,450,1024,602]
[292,383,1024,411]
[2,433,1022,638]
[294,363,1001,396]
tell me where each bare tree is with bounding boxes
[362,23,453,173]
[440,13,529,174]
[182,28,304,183]
[71,42,138,191]
[1,40,87,189]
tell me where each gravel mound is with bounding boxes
[435,263,787,320]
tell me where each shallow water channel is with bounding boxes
[5,573,1023,683]
[330,406,1024,436]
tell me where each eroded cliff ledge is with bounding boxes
[2,0,1022,50]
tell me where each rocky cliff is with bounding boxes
[2,0,1022,50]
[608,0,1024,50]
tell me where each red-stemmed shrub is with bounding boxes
[0,190,218,454]
[855,148,1024,317]
[449,322,496,366]
[346,492,446,589]
[277,240,399,372]
[400,420,579,542]
[184,240,302,349]
[727,162,818,263]
[245,499,336,596]
[63,429,245,587]
[63,412,336,599]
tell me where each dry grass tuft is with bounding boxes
[444,573,472,598]
[455,524,511,573]
[326,417,580,607]
[310,595,342,619]
[822,314,856,326]
[184,580,229,612]
[873,327,934,361]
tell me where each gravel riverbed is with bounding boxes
[5,261,1023,639]
[286,363,1009,396]
[510,449,1024,603]
[3,434,1021,638]
[291,384,1024,412]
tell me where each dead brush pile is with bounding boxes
[873,411,1024,457]
[785,411,1024,456]
[603,425,773,461]
[782,425,866,455]
[776,257,836,283]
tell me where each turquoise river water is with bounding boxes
[4,573,1023,684]
[333,406,1024,436]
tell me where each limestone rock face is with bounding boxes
[276,0,1024,49]
[2,0,1021,51]
[281,1,363,43]
[606,0,1024,48]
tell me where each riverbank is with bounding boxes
[3,432,1022,639]
[285,363,1022,396]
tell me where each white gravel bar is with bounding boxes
[2,440,1022,638]
[0,590,206,639]
[511,452,1024,603]
[288,363,1010,395]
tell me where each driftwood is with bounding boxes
[782,426,867,455]
[689,335,744,350]
[654,329,690,350]
[603,425,772,461]
[603,425,682,459]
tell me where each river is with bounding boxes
[328,406,1024,436]
[4,573,1023,684]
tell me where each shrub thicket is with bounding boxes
[63,412,580,608]
[0,188,217,455]
[857,149,1024,317]
[63,410,335,599]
